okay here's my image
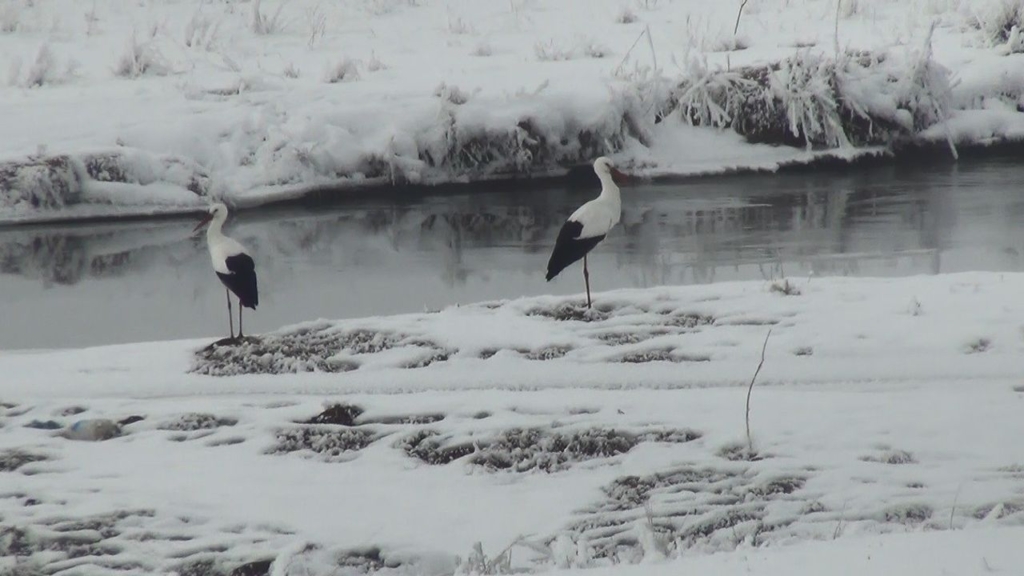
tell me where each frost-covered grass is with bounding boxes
[1,272,1024,574]
[2,0,1024,222]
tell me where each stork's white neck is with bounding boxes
[206,211,228,243]
[597,171,620,202]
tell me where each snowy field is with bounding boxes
[3,0,1024,221]
[2,271,1024,575]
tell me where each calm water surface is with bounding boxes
[3,158,1024,349]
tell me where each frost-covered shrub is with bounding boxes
[966,0,1024,45]
[251,0,286,35]
[183,10,220,50]
[434,82,470,105]
[9,44,78,88]
[324,57,359,83]
[0,155,82,211]
[447,14,472,35]
[366,51,387,71]
[471,41,493,56]
[535,39,575,61]
[22,44,53,87]
[616,7,638,24]
[456,542,515,575]
[667,44,954,149]
[0,1,20,33]
[580,40,610,59]
[963,337,992,354]
[306,4,326,46]
[669,59,761,132]
[771,53,850,148]
[114,33,170,78]
[770,279,801,295]
[1000,24,1024,54]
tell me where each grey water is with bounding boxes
[2,157,1024,350]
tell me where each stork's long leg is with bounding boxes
[238,299,244,338]
[583,254,592,309]
[226,288,234,339]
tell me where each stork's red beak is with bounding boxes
[193,213,214,233]
[610,168,629,185]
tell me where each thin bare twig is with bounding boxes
[950,483,963,529]
[644,24,657,72]
[614,27,648,76]
[833,500,847,539]
[745,328,772,454]
[733,0,749,36]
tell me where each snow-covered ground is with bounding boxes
[2,272,1023,575]
[3,0,1024,222]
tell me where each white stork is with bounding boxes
[193,203,259,339]
[546,156,627,308]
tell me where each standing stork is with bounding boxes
[545,157,627,308]
[194,203,259,340]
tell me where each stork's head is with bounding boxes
[593,156,628,185]
[193,202,229,233]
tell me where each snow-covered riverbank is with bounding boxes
[2,272,1023,574]
[2,0,1024,222]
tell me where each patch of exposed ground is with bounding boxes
[267,427,378,461]
[567,464,808,559]
[0,510,158,574]
[525,346,573,361]
[300,403,444,427]
[159,413,238,432]
[0,449,49,472]
[302,404,364,426]
[861,449,916,465]
[190,327,452,376]
[396,430,477,465]
[526,303,610,323]
[659,313,715,329]
[595,329,670,346]
[399,426,701,472]
[617,347,711,363]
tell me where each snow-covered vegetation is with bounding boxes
[2,0,1024,222]
[2,272,1024,574]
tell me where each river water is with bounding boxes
[2,157,1023,349]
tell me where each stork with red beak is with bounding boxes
[194,203,258,340]
[546,156,628,309]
